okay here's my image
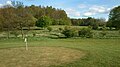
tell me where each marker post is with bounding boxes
[24,37,28,50]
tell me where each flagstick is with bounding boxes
[25,38,28,50]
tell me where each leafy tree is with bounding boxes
[59,19,70,25]
[106,21,112,30]
[108,6,120,29]
[0,11,4,31]
[52,19,59,25]
[70,17,106,27]
[0,6,17,38]
[36,16,52,28]
[0,1,73,39]
[16,6,36,38]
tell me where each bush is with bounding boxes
[64,26,71,30]
[47,27,52,32]
[62,27,78,38]
[59,28,63,31]
[99,27,106,30]
[32,32,36,37]
[100,31,107,37]
[62,30,74,38]
[92,24,99,30]
[78,28,93,38]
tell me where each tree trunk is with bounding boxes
[20,23,24,39]
[20,26,24,39]
[7,28,10,39]
[28,26,30,31]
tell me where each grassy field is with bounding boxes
[0,37,120,67]
[0,26,120,67]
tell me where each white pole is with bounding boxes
[25,38,28,50]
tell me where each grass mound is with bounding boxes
[0,47,85,67]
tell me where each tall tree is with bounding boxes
[16,7,36,38]
[0,6,17,38]
[36,16,52,28]
[108,6,120,29]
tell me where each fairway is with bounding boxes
[0,38,120,67]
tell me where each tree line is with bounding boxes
[71,17,106,30]
[70,5,120,30]
[0,1,71,38]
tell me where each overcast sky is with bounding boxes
[0,0,120,20]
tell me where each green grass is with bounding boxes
[0,47,84,67]
[0,25,120,67]
[0,37,120,67]
[0,26,120,39]
[50,25,88,30]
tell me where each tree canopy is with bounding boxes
[36,16,52,28]
[0,1,72,38]
[108,6,120,29]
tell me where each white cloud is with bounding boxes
[6,1,12,5]
[0,4,3,7]
[78,4,87,8]
[83,5,111,16]
[0,0,12,8]
[89,5,110,13]
[83,12,95,16]
[65,8,81,17]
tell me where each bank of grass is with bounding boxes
[0,37,120,67]
[50,25,88,30]
[0,26,120,39]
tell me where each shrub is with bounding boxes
[88,25,92,29]
[92,24,99,30]
[47,27,52,32]
[32,33,36,37]
[59,28,63,31]
[64,26,71,30]
[100,31,107,38]
[99,28,103,30]
[78,28,93,38]
[62,30,73,38]
[62,27,78,38]
[99,26,106,30]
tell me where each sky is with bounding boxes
[0,0,120,20]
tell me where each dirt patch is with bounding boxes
[0,47,85,67]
